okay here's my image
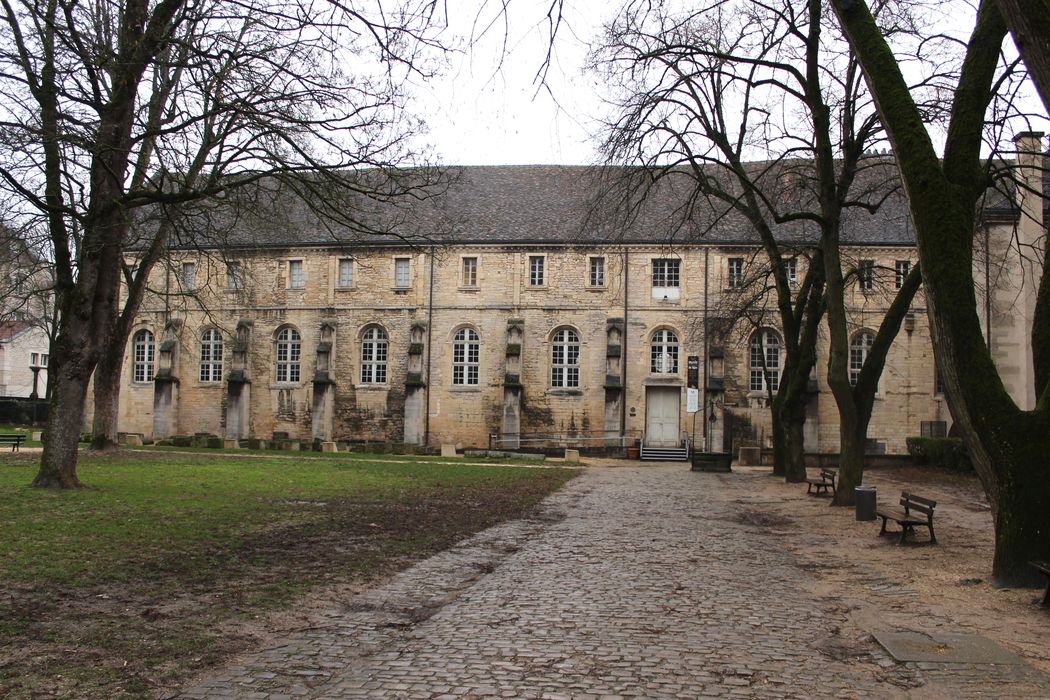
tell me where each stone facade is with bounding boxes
[95,143,1046,455]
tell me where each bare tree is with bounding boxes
[832,0,1050,582]
[592,0,924,495]
[0,0,449,487]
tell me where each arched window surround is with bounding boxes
[850,329,876,388]
[748,329,781,393]
[451,326,481,386]
[199,329,224,383]
[360,325,388,384]
[275,326,302,383]
[131,329,155,383]
[550,327,581,389]
[649,327,680,374]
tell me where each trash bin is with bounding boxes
[855,485,876,521]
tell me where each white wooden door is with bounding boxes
[645,387,681,447]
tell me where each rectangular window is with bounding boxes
[784,258,797,288]
[181,262,196,290]
[529,255,545,287]
[858,260,875,291]
[288,260,305,289]
[728,258,745,289]
[30,352,38,366]
[41,354,48,367]
[337,258,353,288]
[895,260,911,289]
[394,258,411,288]
[589,257,605,287]
[461,257,478,287]
[226,262,244,290]
[652,259,681,287]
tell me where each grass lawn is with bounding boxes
[0,450,577,699]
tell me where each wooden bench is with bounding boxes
[1031,561,1050,606]
[0,434,26,452]
[806,468,837,496]
[877,491,937,544]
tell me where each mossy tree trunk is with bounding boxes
[832,0,1050,582]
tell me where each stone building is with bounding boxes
[96,135,1046,456]
[0,230,53,399]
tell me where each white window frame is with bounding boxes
[30,352,39,366]
[589,256,606,288]
[858,260,875,291]
[337,258,354,288]
[650,329,680,374]
[528,255,546,287]
[461,256,479,288]
[749,329,780,393]
[275,327,301,383]
[394,257,411,289]
[652,259,681,288]
[132,329,155,383]
[452,328,480,386]
[199,329,223,383]
[360,326,388,384]
[40,353,48,368]
[850,330,875,388]
[551,328,581,388]
[784,258,797,288]
[728,258,746,289]
[287,259,305,289]
[895,260,911,289]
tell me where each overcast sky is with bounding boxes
[408,1,609,166]
[406,1,1045,167]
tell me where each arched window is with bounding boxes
[749,329,781,392]
[360,326,388,384]
[551,328,580,388]
[452,328,480,385]
[850,330,875,387]
[650,329,679,374]
[275,327,301,383]
[131,330,154,383]
[199,329,223,382]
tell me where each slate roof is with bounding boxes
[160,159,1033,252]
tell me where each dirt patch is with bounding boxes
[733,509,796,529]
[736,465,1050,677]
[0,477,572,699]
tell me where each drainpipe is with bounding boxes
[621,247,629,445]
[424,245,435,447]
[984,223,991,351]
[702,247,709,452]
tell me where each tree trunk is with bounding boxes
[995,0,1050,114]
[987,433,1050,583]
[832,410,868,506]
[783,398,809,482]
[32,347,93,488]
[90,349,125,451]
[771,399,787,477]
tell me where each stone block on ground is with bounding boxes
[564,448,580,463]
[441,444,459,458]
[738,446,761,465]
[223,438,239,449]
[321,441,338,453]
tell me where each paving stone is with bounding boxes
[174,465,1050,699]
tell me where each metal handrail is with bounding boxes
[489,430,642,449]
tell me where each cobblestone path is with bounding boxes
[172,465,1050,699]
